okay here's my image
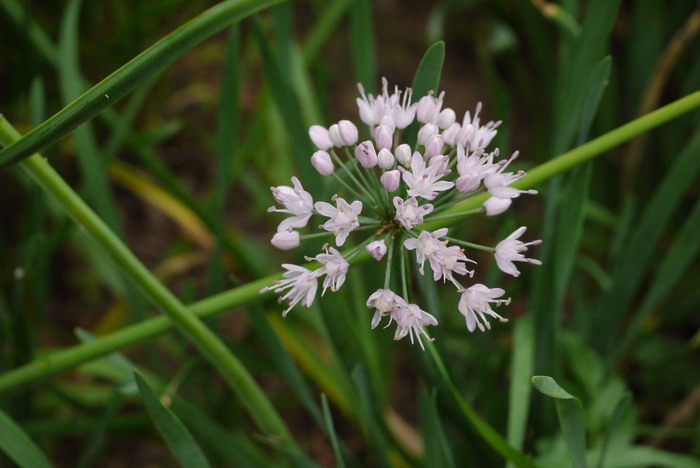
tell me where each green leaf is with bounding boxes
[419,387,456,468]
[596,392,631,468]
[0,407,53,468]
[506,314,535,465]
[251,16,319,189]
[405,41,446,147]
[532,376,587,468]
[0,0,283,170]
[134,371,212,468]
[321,394,347,468]
[349,0,376,92]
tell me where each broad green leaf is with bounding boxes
[0,407,53,468]
[532,376,587,468]
[0,0,283,169]
[321,394,347,468]
[134,371,212,468]
[405,41,446,147]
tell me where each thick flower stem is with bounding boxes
[1,90,700,394]
[0,118,294,445]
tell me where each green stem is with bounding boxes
[422,89,700,231]
[400,240,409,300]
[425,208,483,222]
[1,90,700,393]
[383,238,395,289]
[445,236,495,253]
[0,118,293,444]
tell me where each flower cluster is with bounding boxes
[261,78,541,349]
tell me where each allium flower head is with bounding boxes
[260,77,541,349]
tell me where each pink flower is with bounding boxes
[394,197,433,229]
[315,197,363,246]
[366,239,388,261]
[268,177,314,232]
[401,152,454,200]
[458,284,510,332]
[494,227,542,277]
[260,264,319,317]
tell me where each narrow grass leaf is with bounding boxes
[351,365,392,468]
[532,376,587,468]
[599,131,700,352]
[251,16,319,189]
[614,196,700,360]
[321,394,347,468]
[0,407,53,468]
[596,392,631,468]
[134,371,212,468]
[303,0,352,62]
[349,0,376,92]
[419,387,456,468]
[58,0,120,230]
[506,314,535,465]
[172,398,271,468]
[208,24,241,294]
[427,344,538,467]
[405,41,446,147]
[0,0,283,169]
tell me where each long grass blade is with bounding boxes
[134,371,212,468]
[0,0,283,170]
[0,407,53,468]
[532,376,587,468]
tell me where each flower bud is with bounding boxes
[484,197,511,216]
[355,140,378,168]
[417,123,437,146]
[377,148,395,169]
[456,173,481,193]
[366,239,387,261]
[338,120,358,146]
[416,95,437,124]
[311,151,334,176]
[425,134,444,157]
[380,170,400,192]
[437,108,456,129]
[443,122,461,146]
[309,125,333,150]
[379,115,396,132]
[395,144,412,166]
[271,231,300,250]
[328,123,343,147]
[374,124,393,149]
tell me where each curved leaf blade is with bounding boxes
[0,407,53,468]
[135,371,212,468]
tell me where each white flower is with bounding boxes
[315,197,363,246]
[495,227,542,277]
[377,148,394,169]
[261,264,319,316]
[366,239,388,261]
[393,197,433,229]
[483,151,537,199]
[374,124,393,149]
[356,78,416,129]
[403,228,448,274]
[402,152,454,200]
[454,103,501,150]
[312,246,349,295]
[392,302,438,350]
[271,231,300,250]
[427,244,475,287]
[395,143,412,166]
[458,284,510,332]
[268,177,314,232]
[367,288,401,328]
